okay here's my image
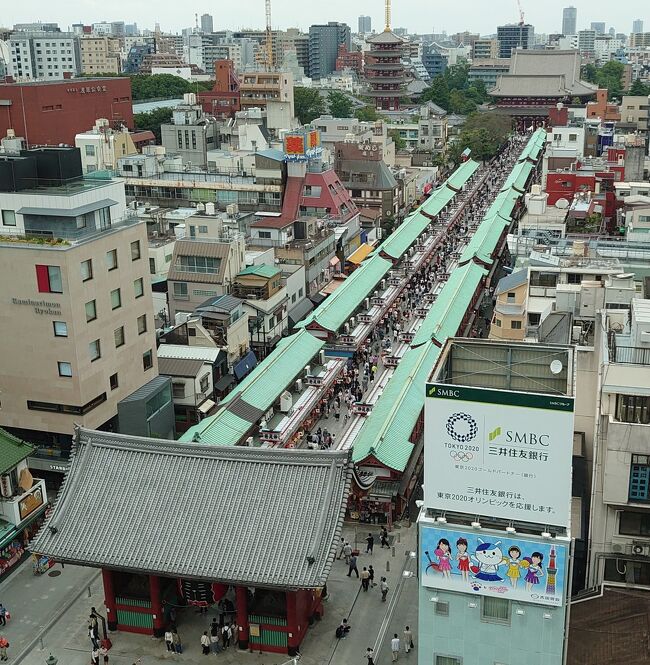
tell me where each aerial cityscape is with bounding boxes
[0,1,648,664]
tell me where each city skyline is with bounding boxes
[2,0,648,35]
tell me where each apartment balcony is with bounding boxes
[0,478,47,528]
[611,346,650,366]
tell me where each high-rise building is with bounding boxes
[562,6,577,35]
[633,19,644,35]
[9,31,81,80]
[308,22,351,80]
[578,29,597,59]
[497,23,534,58]
[358,15,372,34]
[591,22,606,35]
[79,36,121,75]
[0,146,165,463]
[201,13,214,34]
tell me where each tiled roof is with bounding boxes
[338,159,398,190]
[297,254,392,333]
[180,331,324,445]
[158,357,205,378]
[31,428,352,589]
[168,240,232,284]
[0,428,34,475]
[495,269,528,296]
[445,159,480,191]
[237,264,281,279]
[156,344,223,363]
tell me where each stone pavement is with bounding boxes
[5,522,418,665]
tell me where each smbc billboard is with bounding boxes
[424,383,574,527]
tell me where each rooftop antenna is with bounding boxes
[195,13,199,31]
[265,0,273,70]
[385,0,392,32]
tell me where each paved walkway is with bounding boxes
[5,523,417,665]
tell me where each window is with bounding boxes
[435,657,461,665]
[130,240,141,260]
[506,292,516,302]
[481,597,510,624]
[53,321,68,337]
[137,314,147,334]
[149,257,156,275]
[89,339,101,362]
[142,349,153,371]
[199,374,210,393]
[36,265,63,293]
[114,326,125,348]
[494,318,502,327]
[85,299,97,322]
[617,395,650,425]
[172,381,186,398]
[1,210,16,226]
[110,288,121,310]
[569,133,578,142]
[173,282,189,299]
[299,287,304,298]
[619,511,650,537]
[434,601,449,616]
[176,255,221,274]
[85,144,95,156]
[109,373,119,390]
[106,249,118,271]
[258,231,272,239]
[199,225,208,233]
[81,259,93,282]
[134,277,144,298]
[630,455,650,502]
[58,361,72,377]
[511,320,522,330]
[530,272,557,288]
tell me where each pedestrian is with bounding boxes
[209,618,221,653]
[201,631,211,655]
[164,628,174,651]
[366,646,375,665]
[380,527,389,548]
[360,567,370,591]
[100,645,109,664]
[221,622,231,649]
[343,541,352,565]
[0,637,8,662]
[337,537,345,559]
[365,532,374,554]
[347,554,359,578]
[404,626,414,653]
[172,627,182,654]
[335,618,350,639]
[380,577,389,602]
[0,606,5,627]
[368,564,376,587]
[91,646,100,665]
[391,634,401,662]
[89,624,99,650]
[230,621,238,648]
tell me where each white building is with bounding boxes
[9,31,81,80]
[75,119,139,173]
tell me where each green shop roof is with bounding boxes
[0,429,34,475]
[236,264,281,279]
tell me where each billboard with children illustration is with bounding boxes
[420,525,569,607]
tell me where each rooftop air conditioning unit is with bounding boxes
[632,543,650,557]
[304,365,311,376]
[295,379,303,392]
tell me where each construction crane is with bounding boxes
[516,0,525,26]
[264,0,273,71]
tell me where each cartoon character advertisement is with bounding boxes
[421,526,568,607]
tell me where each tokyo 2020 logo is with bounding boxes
[446,412,479,443]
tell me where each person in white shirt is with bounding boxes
[164,629,174,651]
[391,634,400,661]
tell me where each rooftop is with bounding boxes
[31,428,352,589]
[0,428,34,475]
[156,344,224,363]
[236,264,281,279]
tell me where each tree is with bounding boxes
[134,107,173,142]
[327,90,354,118]
[294,87,326,125]
[581,64,598,84]
[355,105,381,122]
[453,112,511,163]
[629,79,650,96]
[596,60,625,100]
[129,74,212,101]
[388,129,407,150]
[421,75,450,108]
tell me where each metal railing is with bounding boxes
[613,346,650,366]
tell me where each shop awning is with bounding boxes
[198,399,216,415]
[288,299,314,328]
[367,480,400,501]
[233,350,257,380]
[214,374,235,392]
[347,243,374,265]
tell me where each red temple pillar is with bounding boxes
[235,585,249,649]
[102,569,118,631]
[285,591,299,656]
[149,575,164,637]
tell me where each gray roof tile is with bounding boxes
[31,428,352,589]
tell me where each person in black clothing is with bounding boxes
[365,533,374,554]
[347,554,359,578]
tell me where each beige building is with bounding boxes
[0,149,158,451]
[75,118,138,173]
[472,38,499,59]
[489,269,528,340]
[80,36,121,74]
[240,71,294,115]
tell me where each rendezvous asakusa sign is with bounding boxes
[424,383,574,527]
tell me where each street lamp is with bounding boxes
[45,654,58,665]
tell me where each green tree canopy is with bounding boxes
[388,129,407,150]
[596,60,625,100]
[355,105,381,122]
[451,112,511,163]
[134,107,173,142]
[327,90,354,118]
[420,61,489,115]
[628,79,650,96]
[129,74,212,101]
[294,87,326,125]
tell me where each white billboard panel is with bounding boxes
[424,383,574,527]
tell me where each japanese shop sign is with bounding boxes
[424,383,574,526]
[420,524,569,607]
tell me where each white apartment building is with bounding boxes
[9,32,81,80]
[75,119,139,173]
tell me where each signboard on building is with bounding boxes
[283,130,323,162]
[420,524,569,607]
[424,384,574,527]
[18,484,44,520]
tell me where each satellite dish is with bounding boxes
[550,360,563,375]
[555,198,570,210]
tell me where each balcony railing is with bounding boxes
[613,346,650,366]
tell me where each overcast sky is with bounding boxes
[3,0,648,35]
